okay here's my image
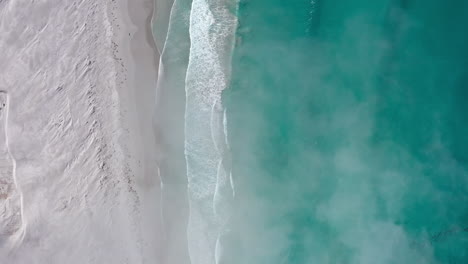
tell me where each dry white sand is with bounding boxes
[0,0,162,262]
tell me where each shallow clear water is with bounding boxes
[222,1,468,263]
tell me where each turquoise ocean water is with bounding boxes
[222,1,468,263]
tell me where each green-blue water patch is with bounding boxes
[223,0,468,263]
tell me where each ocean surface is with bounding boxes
[153,0,468,264]
[222,0,468,263]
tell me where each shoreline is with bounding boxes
[110,0,163,262]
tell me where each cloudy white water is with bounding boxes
[185,1,237,263]
[153,0,238,263]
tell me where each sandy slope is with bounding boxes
[114,0,163,262]
[0,0,160,263]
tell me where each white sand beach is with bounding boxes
[0,0,162,262]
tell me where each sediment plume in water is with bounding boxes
[223,1,468,263]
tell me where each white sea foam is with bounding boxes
[185,0,238,263]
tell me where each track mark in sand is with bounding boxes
[0,91,22,242]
